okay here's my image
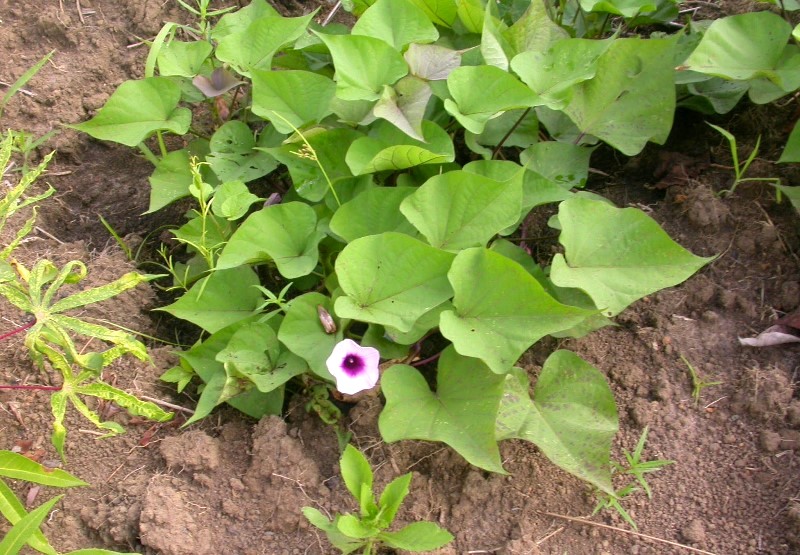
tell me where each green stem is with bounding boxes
[137,143,160,166]
[156,130,168,158]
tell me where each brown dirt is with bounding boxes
[1,1,799,554]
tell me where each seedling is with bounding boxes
[593,427,674,530]
[0,132,172,459]
[708,123,781,196]
[0,50,53,120]
[303,444,453,554]
[681,354,723,406]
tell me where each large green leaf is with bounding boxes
[216,202,325,279]
[334,232,455,332]
[503,0,568,55]
[440,248,591,374]
[206,121,278,183]
[496,351,618,494]
[379,346,506,473]
[329,186,417,242]
[444,65,539,134]
[159,267,261,333]
[511,38,613,111]
[157,40,213,77]
[278,292,343,379]
[353,0,439,49]
[211,0,279,41]
[251,70,336,133]
[379,522,454,551]
[563,37,677,156]
[346,120,454,175]
[682,11,800,93]
[215,13,315,75]
[400,170,522,250]
[550,197,713,317]
[71,77,191,146]
[520,141,593,189]
[314,32,409,101]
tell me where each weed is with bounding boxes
[681,354,723,406]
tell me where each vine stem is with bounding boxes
[410,351,442,368]
[492,107,531,159]
[0,321,34,341]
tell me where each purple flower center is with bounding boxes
[341,353,365,376]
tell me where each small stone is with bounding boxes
[681,519,706,544]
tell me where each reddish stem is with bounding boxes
[0,321,34,341]
[410,351,442,368]
[0,384,61,391]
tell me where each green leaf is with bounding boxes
[379,347,506,473]
[379,521,454,551]
[444,65,539,134]
[278,292,342,379]
[550,197,713,317]
[511,37,613,111]
[251,70,336,133]
[337,514,379,539]
[377,473,412,528]
[211,180,263,221]
[441,248,591,374]
[329,186,416,242]
[147,149,193,212]
[520,141,593,189]
[157,40,213,77]
[159,267,261,333]
[564,37,677,156]
[780,119,800,163]
[503,0,568,55]
[457,0,484,32]
[0,495,62,555]
[353,0,439,49]
[400,170,522,250]
[207,121,279,183]
[481,5,512,70]
[579,0,658,17]
[49,271,149,314]
[340,445,374,506]
[211,0,279,41]
[70,77,191,146]
[215,13,315,75]
[404,43,461,80]
[683,12,800,92]
[346,120,454,175]
[496,351,618,494]
[216,322,306,392]
[335,233,455,332]
[0,480,57,555]
[314,32,409,101]
[50,393,67,460]
[373,77,432,141]
[65,551,139,555]
[0,451,86,487]
[406,0,458,26]
[77,383,173,422]
[216,202,325,279]
[265,128,362,202]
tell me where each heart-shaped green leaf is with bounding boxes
[353,0,439,50]
[251,70,336,133]
[216,202,325,279]
[441,248,591,373]
[330,186,417,242]
[400,170,522,250]
[71,77,191,146]
[335,232,455,332]
[278,292,343,379]
[550,197,713,316]
[379,347,506,472]
[444,66,539,135]
[496,351,618,494]
[207,121,278,183]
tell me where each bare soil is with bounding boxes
[1,1,799,554]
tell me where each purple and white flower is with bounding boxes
[326,339,380,395]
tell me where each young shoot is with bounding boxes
[681,354,723,406]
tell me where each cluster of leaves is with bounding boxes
[0,132,173,459]
[303,445,453,554]
[71,0,799,499]
[0,450,135,555]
